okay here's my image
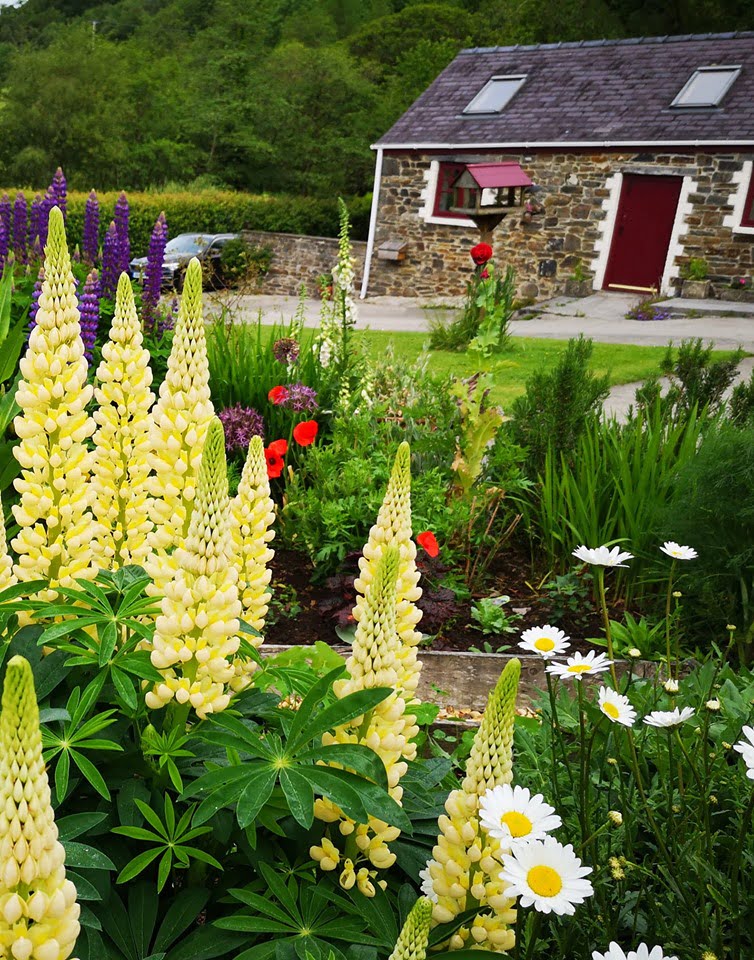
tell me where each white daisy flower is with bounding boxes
[499,836,593,915]
[546,650,613,681]
[660,541,697,561]
[662,678,679,694]
[598,686,636,726]
[643,706,695,728]
[519,625,570,659]
[733,725,754,780]
[592,943,678,960]
[479,784,562,847]
[418,863,438,902]
[572,545,633,567]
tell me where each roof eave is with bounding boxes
[371,138,754,150]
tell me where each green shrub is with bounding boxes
[2,190,372,254]
[509,334,610,475]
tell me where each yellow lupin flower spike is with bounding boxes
[146,418,242,720]
[313,546,416,878]
[352,442,423,701]
[424,659,521,953]
[90,272,156,569]
[389,898,433,960]
[145,257,214,591]
[12,206,96,595]
[0,492,16,594]
[227,436,276,693]
[0,656,80,960]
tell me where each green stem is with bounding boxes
[664,561,676,680]
[596,567,618,686]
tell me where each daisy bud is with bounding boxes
[608,810,623,826]
[663,678,679,694]
[705,699,721,711]
[627,648,642,658]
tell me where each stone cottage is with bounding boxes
[359,32,754,302]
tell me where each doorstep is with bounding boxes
[655,297,754,318]
[261,645,658,712]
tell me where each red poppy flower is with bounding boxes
[268,385,289,405]
[268,438,288,457]
[416,531,439,558]
[293,420,318,446]
[470,242,493,266]
[480,267,490,280]
[264,438,288,478]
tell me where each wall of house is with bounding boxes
[367,149,754,301]
[242,230,366,296]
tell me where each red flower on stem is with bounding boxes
[264,438,288,479]
[293,420,318,446]
[416,531,439,558]
[268,385,289,405]
[470,242,493,266]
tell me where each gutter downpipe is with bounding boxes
[360,146,383,300]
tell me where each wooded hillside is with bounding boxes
[0,0,751,194]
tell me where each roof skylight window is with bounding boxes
[463,75,526,114]
[671,66,740,107]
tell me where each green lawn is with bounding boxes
[355,331,737,407]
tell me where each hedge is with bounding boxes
[2,190,372,254]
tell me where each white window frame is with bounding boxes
[723,160,754,236]
[419,160,474,227]
[671,65,741,108]
[463,75,527,115]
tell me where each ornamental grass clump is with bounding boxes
[423,658,521,953]
[145,256,214,591]
[12,207,96,595]
[313,546,417,884]
[146,417,242,720]
[90,272,156,569]
[0,655,80,960]
[352,441,423,701]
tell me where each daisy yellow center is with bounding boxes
[534,637,555,652]
[501,811,533,837]
[567,663,593,674]
[527,865,563,898]
[602,701,620,720]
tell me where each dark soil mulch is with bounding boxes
[264,540,610,653]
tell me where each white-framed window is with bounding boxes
[463,75,526,115]
[671,66,740,108]
[723,160,754,236]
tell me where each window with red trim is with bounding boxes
[742,169,754,227]
[432,162,467,219]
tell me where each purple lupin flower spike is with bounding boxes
[13,193,27,263]
[0,218,8,273]
[27,267,44,336]
[0,194,10,249]
[37,188,55,251]
[83,190,99,265]
[142,211,167,331]
[51,167,67,221]
[78,269,100,363]
[100,221,119,300]
[114,191,130,275]
[28,193,42,258]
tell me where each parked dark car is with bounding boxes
[129,232,239,290]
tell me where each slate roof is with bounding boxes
[375,33,754,147]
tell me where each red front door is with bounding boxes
[603,174,683,292]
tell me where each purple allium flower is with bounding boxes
[114,191,130,275]
[12,193,27,264]
[83,190,99,265]
[100,221,119,300]
[78,269,100,363]
[143,211,167,330]
[51,167,67,221]
[27,267,44,336]
[28,194,42,258]
[218,404,265,455]
[282,382,318,412]
[272,337,300,365]
[38,188,56,250]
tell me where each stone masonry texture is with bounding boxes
[243,230,366,297]
[367,149,754,301]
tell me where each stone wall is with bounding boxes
[242,229,367,297]
[366,149,754,301]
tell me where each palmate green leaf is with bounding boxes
[97,620,119,666]
[70,749,113,800]
[117,652,164,682]
[116,847,163,885]
[215,916,294,934]
[129,882,159,959]
[299,744,388,790]
[135,798,169,838]
[227,888,294,925]
[288,687,392,752]
[63,841,116,871]
[39,616,103,645]
[257,862,300,918]
[235,766,278,828]
[284,666,343,749]
[152,888,210,954]
[54,749,70,802]
[58,811,109,841]
[279,768,315,828]
[196,712,271,758]
[302,767,411,833]
[112,826,165,843]
[157,849,172,892]
[0,579,47,605]
[67,870,102,902]
[111,667,137,710]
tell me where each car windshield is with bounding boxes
[164,235,211,255]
